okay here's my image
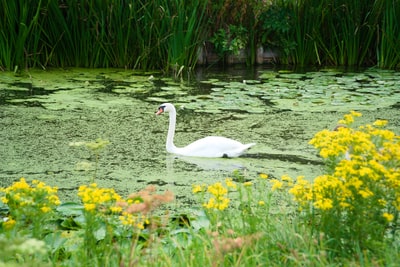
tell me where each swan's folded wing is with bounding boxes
[178,136,254,157]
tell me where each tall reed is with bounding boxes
[321,0,383,66]
[378,0,400,69]
[285,0,323,65]
[280,0,399,68]
[0,0,44,70]
[0,0,208,70]
[163,0,208,72]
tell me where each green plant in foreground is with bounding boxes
[0,235,48,267]
[271,111,400,256]
[75,183,175,266]
[192,174,270,265]
[1,179,175,266]
[0,178,60,238]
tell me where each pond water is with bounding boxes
[1,66,399,208]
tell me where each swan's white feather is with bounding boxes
[157,103,255,158]
[174,136,255,157]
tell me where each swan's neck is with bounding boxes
[166,109,178,153]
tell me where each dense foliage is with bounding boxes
[1,0,399,70]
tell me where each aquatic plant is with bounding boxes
[272,111,400,255]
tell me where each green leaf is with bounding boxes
[57,202,84,217]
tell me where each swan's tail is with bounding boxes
[230,143,256,157]
[244,143,256,149]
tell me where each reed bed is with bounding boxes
[278,0,399,68]
[0,0,400,70]
[0,0,208,71]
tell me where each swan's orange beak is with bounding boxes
[156,108,164,115]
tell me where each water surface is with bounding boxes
[1,67,399,207]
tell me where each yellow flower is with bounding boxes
[338,114,354,125]
[2,178,60,217]
[373,119,388,127]
[192,184,204,194]
[84,203,96,211]
[11,178,30,190]
[207,182,228,197]
[225,178,237,189]
[281,174,293,182]
[350,110,362,117]
[110,206,123,213]
[270,179,283,191]
[258,201,265,206]
[314,198,333,210]
[119,213,149,230]
[358,189,373,198]
[136,222,145,230]
[339,202,351,208]
[48,195,61,206]
[378,199,387,206]
[203,196,230,211]
[383,212,394,222]
[3,218,16,230]
[243,181,252,187]
[40,206,51,213]
[78,183,122,213]
[217,197,230,210]
[1,196,8,204]
[203,197,216,209]
[259,173,268,179]
[347,178,363,189]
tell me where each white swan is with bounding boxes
[156,103,255,158]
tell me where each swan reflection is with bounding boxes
[165,154,248,172]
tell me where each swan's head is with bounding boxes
[156,103,175,115]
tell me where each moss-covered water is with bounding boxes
[1,67,399,206]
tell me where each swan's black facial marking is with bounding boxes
[156,105,165,115]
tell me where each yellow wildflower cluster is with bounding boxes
[0,178,60,229]
[78,183,122,213]
[337,110,362,125]
[119,212,149,230]
[199,179,237,211]
[78,184,174,230]
[270,174,294,191]
[286,111,400,222]
[1,178,60,213]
